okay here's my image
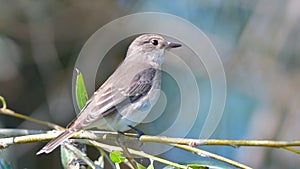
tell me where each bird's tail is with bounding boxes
[36,130,74,155]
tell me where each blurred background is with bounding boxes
[0,0,300,168]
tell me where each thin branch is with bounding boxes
[1,131,300,151]
[0,96,7,109]
[1,131,300,168]
[282,147,300,154]
[85,140,190,169]
[172,143,252,169]
[98,148,116,169]
[95,147,116,169]
[0,128,44,137]
[0,97,64,130]
[0,132,61,149]
[139,135,300,148]
[0,96,299,168]
[63,143,101,169]
[116,135,138,169]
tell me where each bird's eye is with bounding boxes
[150,39,158,46]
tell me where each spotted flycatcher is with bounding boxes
[37,34,181,155]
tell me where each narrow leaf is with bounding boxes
[75,68,88,110]
[109,151,125,163]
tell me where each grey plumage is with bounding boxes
[36,34,181,155]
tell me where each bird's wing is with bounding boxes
[126,68,157,102]
[69,68,157,130]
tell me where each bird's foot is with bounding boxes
[128,125,144,138]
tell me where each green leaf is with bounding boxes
[109,150,125,163]
[75,68,88,110]
[187,163,209,169]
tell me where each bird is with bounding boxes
[36,34,181,155]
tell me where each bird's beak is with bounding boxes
[166,42,181,49]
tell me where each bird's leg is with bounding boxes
[117,131,125,135]
[128,125,144,138]
[115,133,138,169]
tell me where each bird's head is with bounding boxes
[126,34,181,67]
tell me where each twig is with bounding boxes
[1,131,300,151]
[0,96,64,130]
[63,143,100,169]
[139,135,300,148]
[0,131,119,149]
[282,147,300,154]
[1,131,300,168]
[97,148,116,169]
[0,132,61,149]
[172,143,252,169]
[85,140,190,169]
[0,96,7,109]
[115,134,137,169]
[0,95,299,168]
[2,130,300,148]
[0,128,44,137]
